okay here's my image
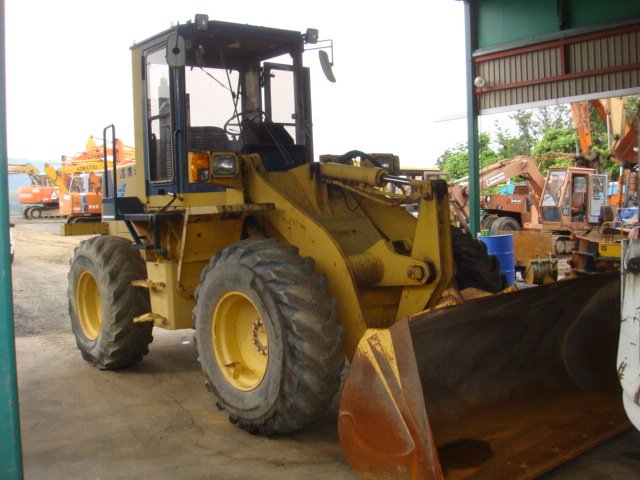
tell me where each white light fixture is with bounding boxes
[195,14,209,31]
[474,76,486,88]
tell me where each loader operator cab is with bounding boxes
[139,16,317,198]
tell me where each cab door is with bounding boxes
[588,174,608,223]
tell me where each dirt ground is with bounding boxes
[11,219,85,337]
[11,217,356,480]
[9,218,640,479]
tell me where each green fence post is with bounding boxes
[0,0,24,477]
[464,0,480,238]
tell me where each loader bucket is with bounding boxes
[339,273,629,479]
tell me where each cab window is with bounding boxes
[146,48,173,183]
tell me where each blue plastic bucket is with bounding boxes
[479,234,516,286]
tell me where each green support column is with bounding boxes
[464,0,480,238]
[0,0,24,477]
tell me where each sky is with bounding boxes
[5,0,473,169]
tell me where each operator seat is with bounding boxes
[188,126,235,152]
[571,191,586,219]
[241,121,294,146]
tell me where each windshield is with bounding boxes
[185,66,242,152]
[143,24,312,188]
[186,67,239,128]
[184,60,297,150]
[541,170,566,222]
[542,171,566,207]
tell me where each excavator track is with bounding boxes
[23,205,64,220]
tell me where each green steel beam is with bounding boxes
[477,0,640,49]
[464,0,480,238]
[0,0,24,477]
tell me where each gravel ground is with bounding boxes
[11,217,88,337]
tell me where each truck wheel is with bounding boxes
[452,227,506,293]
[194,238,344,435]
[489,216,521,235]
[480,214,498,231]
[68,235,153,369]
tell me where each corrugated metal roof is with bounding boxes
[475,25,640,113]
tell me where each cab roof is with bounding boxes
[132,18,304,67]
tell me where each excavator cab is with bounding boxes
[540,168,608,229]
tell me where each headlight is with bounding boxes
[212,155,238,176]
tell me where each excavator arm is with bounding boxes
[478,156,545,203]
[44,163,70,194]
[449,156,546,229]
[8,162,42,185]
[62,136,135,164]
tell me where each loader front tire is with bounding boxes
[452,227,506,293]
[68,235,153,369]
[194,238,344,435]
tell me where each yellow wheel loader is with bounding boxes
[67,16,628,479]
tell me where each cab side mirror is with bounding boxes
[319,50,336,83]
[166,33,186,68]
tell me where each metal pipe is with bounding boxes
[319,162,388,187]
[382,175,413,186]
[464,0,481,238]
[0,0,24,476]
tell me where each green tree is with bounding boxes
[495,106,571,158]
[626,95,640,124]
[495,110,533,158]
[535,105,571,134]
[532,128,575,155]
[531,127,576,172]
[586,102,619,179]
[436,132,500,180]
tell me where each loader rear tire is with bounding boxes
[452,227,506,293]
[194,238,344,435]
[68,235,153,369]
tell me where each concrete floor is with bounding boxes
[17,330,356,480]
[15,329,640,480]
[12,220,640,479]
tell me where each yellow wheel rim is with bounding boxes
[76,271,102,340]
[212,291,268,391]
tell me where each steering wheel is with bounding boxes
[223,110,266,141]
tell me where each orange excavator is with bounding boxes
[571,97,638,206]
[448,156,608,254]
[449,156,545,233]
[22,137,135,222]
[569,98,639,273]
[52,159,135,222]
[61,135,135,164]
[10,163,60,219]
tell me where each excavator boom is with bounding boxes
[449,156,546,230]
